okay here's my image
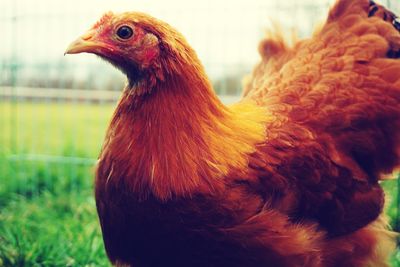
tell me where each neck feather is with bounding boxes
[98,55,268,200]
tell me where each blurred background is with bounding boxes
[1,0,399,266]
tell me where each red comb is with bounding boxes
[93,12,114,28]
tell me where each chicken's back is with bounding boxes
[245,0,400,183]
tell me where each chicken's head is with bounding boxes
[65,12,194,89]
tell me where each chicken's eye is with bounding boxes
[116,26,133,40]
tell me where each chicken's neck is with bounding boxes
[99,60,267,201]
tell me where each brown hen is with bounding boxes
[66,0,399,266]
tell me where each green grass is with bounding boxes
[1,101,113,266]
[0,101,399,266]
[0,193,105,266]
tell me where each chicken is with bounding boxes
[65,0,399,266]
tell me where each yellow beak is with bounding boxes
[64,30,101,55]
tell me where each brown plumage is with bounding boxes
[65,0,399,266]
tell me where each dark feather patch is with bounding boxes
[368,6,379,17]
[387,49,400,59]
[394,18,400,32]
[369,1,400,58]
